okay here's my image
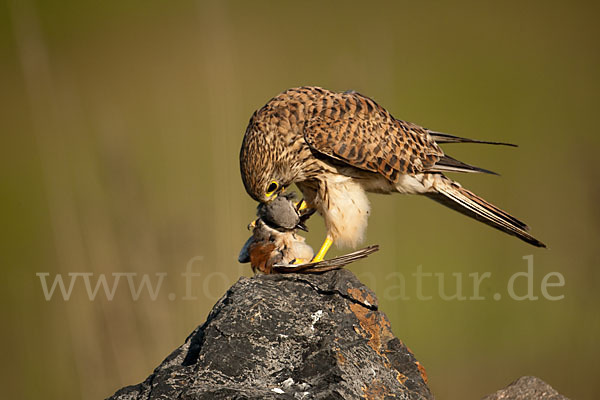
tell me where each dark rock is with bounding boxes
[107,269,432,400]
[482,376,569,400]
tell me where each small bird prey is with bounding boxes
[240,86,546,261]
[238,193,315,274]
[239,193,379,274]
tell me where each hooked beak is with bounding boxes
[295,221,309,232]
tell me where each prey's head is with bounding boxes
[238,195,300,265]
[257,192,305,231]
[239,192,315,266]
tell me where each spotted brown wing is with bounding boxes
[303,91,444,181]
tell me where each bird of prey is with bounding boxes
[240,86,546,262]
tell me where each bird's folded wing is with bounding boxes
[302,91,443,181]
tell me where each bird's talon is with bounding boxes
[296,199,308,211]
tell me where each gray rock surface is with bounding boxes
[482,376,569,400]
[107,269,432,400]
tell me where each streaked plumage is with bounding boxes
[240,86,545,254]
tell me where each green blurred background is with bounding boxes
[1,0,598,398]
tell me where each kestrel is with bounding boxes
[240,86,545,262]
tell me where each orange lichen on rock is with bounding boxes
[347,287,378,308]
[348,302,394,359]
[337,350,346,365]
[347,285,430,399]
[396,371,407,384]
[361,378,399,400]
[416,361,429,384]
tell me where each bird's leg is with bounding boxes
[311,235,333,262]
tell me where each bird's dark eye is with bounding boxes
[266,181,279,197]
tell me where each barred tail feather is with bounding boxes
[428,178,546,248]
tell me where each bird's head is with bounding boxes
[241,164,291,203]
[240,128,295,203]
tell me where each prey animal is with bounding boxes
[238,193,315,274]
[239,193,378,274]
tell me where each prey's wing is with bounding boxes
[273,245,379,274]
[238,236,253,263]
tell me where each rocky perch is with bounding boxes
[482,376,569,400]
[108,269,431,399]
[107,269,569,400]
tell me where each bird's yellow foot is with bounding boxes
[311,235,333,262]
[295,198,308,211]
